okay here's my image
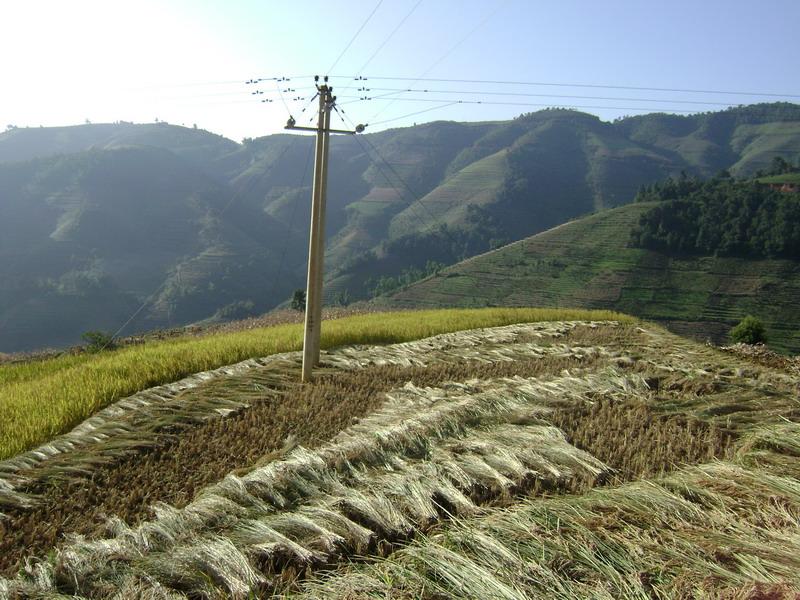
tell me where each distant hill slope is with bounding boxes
[324,103,800,301]
[2,104,800,351]
[0,146,297,351]
[377,203,800,354]
[0,122,238,174]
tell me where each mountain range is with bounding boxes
[1,103,800,352]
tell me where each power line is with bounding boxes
[342,95,718,115]
[328,0,385,74]
[125,75,315,90]
[367,1,509,122]
[337,83,781,126]
[217,138,300,217]
[341,86,746,107]
[104,136,304,346]
[336,89,411,105]
[335,75,800,99]
[266,136,316,306]
[125,75,800,101]
[356,0,424,75]
[335,107,440,234]
[146,87,316,101]
[336,106,466,249]
[274,80,294,118]
[368,101,461,126]
[102,281,170,350]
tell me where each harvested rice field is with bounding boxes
[0,315,799,598]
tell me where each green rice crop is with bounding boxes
[0,353,93,386]
[0,308,630,460]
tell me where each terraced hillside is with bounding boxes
[0,315,798,598]
[3,103,800,352]
[379,203,800,354]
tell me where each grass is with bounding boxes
[0,308,629,461]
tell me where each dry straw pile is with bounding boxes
[1,315,798,598]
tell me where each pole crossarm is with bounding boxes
[285,124,359,134]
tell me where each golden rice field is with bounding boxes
[0,308,629,460]
[0,313,798,598]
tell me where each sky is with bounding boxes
[2,0,799,142]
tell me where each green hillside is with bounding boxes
[378,202,800,354]
[0,122,238,173]
[2,104,800,352]
[326,104,800,302]
[0,146,297,351]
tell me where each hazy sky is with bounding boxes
[2,0,799,141]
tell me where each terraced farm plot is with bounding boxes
[1,319,799,599]
[380,203,800,354]
[387,150,508,239]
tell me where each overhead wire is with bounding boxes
[274,80,294,118]
[336,85,782,128]
[101,136,302,346]
[266,135,316,306]
[124,75,316,91]
[368,101,462,126]
[335,106,465,249]
[328,0,385,74]
[356,0,424,75]
[101,282,170,350]
[129,74,800,101]
[340,95,717,115]
[216,137,300,218]
[334,106,438,235]
[340,86,745,107]
[367,1,509,123]
[334,75,800,99]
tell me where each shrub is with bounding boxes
[291,289,306,312]
[81,330,117,353]
[730,316,767,345]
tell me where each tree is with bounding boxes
[291,289,306,312]
[332,289,351,306]
[730,315,767,345]
[81,330,116,352]
[770,156,791,175]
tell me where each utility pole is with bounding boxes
[285,76,364,382]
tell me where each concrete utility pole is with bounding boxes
[285,76,364,382]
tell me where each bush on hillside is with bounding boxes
[291,289,306,312]
[81,330,116,352]
[730,316,767,345]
